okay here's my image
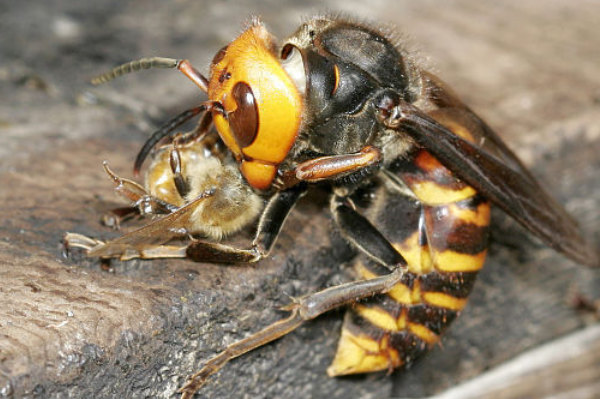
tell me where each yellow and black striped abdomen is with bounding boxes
[328,149,491,376]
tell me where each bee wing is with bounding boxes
[396,100,599,267]
[88,194,207,258]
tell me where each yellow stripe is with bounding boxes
[387,283,412,304]
[435,250,487,272]
[409,181,477,206]
[393,235,434,275]
[387,279,422,305]
[408,323,439,345]
[328,330,401,376]
[397,308,408,329]
[346,331,381,352]
[355,305,400,331]
[447,202,491,226]
[423,292,468,310]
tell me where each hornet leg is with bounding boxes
[185,184,307,263]
[179,194,408,397]
[276,146,381,189]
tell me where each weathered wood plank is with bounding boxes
[426,325,600,399]
[0,1,598,398]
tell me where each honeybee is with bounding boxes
[66,135,263,260]
[65,15,599,398]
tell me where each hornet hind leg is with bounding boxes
[179,194,409,397]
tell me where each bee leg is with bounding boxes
[102,161,179,216]
[63,231,189,261]
[134,101,226,175]
[185,184,307,263]
[99,163,176,229]
[169,144,190,199]
[276,146,381,189]
[177,111,214,146]
[112,183,178,216]
[330,195,408,269]
[133,105,207,175]
[135,195,179,215]
[180,194,407,397]
[101,206,140,230]
[63,233,107,253]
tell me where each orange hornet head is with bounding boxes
[207,22,304,190]
[90,21,304,190]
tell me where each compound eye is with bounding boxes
[229,81,259,148]
[280,44,306,95]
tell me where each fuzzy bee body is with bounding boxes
[65,14,598,398]
[144,139,263,241]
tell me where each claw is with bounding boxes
[103,162,148,203]
[63,232,105,252]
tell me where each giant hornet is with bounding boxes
[65,15,599,398]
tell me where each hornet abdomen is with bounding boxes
[328,146,491,375]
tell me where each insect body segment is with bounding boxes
[330,148,490,375]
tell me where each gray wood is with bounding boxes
[423,325,600,399]
[1,1,598,398]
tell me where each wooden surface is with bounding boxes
[1,1,599,398]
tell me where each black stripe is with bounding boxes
[455,193,488,210]
[389,149,469,190]
[344,310,429,368]
[419,271,479,298]
[372,189,423,246]
[344,308,389,340]
[407,304,458,335]
[354,292,404,318]
[389,331,428,366]
[425,205,489,255]
[443,222,489,255]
